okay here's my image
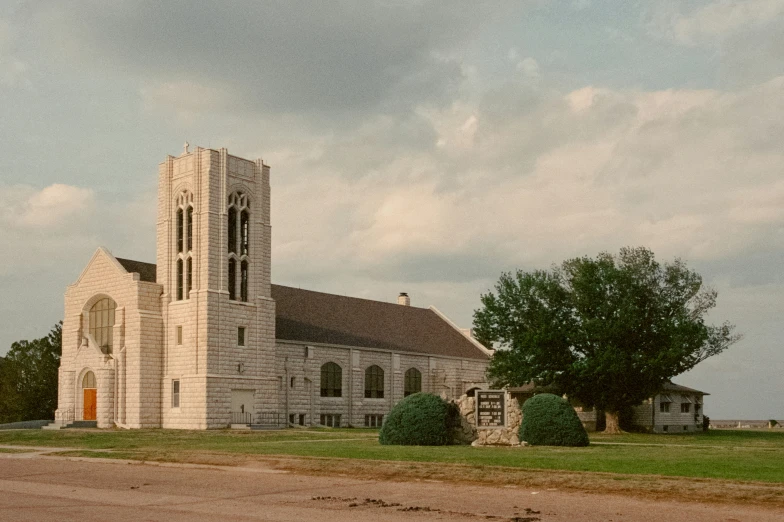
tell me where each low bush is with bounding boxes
[519,393,589,446]
[379,393,459,446]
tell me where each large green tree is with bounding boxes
[474,247,739,433]
[0,322,62,423]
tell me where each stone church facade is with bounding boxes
[55,147,490,429]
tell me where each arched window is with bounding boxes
[320,362,342,397]
[82,371,96,389]
[176,191,194,300]
[227,192,250,302]
[364,365,384,399]
[404,368,421,397]
[89,298,116,353]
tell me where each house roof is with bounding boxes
[116,258,157,283]
[271,284,489,360]
[506,381,709,397]
[662,382,709,396]
[110,258,487,360]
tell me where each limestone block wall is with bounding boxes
[60,248,163,428]
[275,341,489,428]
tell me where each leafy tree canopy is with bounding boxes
[0,322,61,423]
[474,247,740,432]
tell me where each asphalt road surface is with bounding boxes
[0,454,780,521]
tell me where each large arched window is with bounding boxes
[404,368,421,397]
[364,365,384,399]
[320,362,342,397]
[227,192,250,302]
[89,298,116,353]
[176,191,194,300]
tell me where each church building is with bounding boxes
[54,147,490,429]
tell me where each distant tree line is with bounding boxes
[0,322,61,423]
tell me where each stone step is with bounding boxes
[67,421,97,428]
[41,423,63,430]
[250,424,281,431]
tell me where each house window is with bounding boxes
[660,402,671,413]
[681,403,690,413]
[89,297,116,353]
[290,376,295,388]
[299,414,305,426]
[320,414,341,427]
[662,425,668,432]
[404,368,421,396]
[683,426,688,431]
[172,380,180,408]
[227,192,250,302]
[320,362,342,397]
[364,365,384,398]
[176,326,182,345]
[365,414,384,427]
[237,327,245,346]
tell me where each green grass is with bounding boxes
[1,428,783,483]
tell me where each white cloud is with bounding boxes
[516,57,540,79]
[650,0,784,46]
[0,184,94,229]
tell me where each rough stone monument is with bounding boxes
[452,390,523,446]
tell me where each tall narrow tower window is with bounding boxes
[227,192,250,302]
[240,260,248,302]
[228,259,236,301]
[176,259,183,301]
[228,208,237,254]
[175,191,194,301]
[187,206,193,252]
[186,257,193,299]
[241,210,249,256]
[177,208,184,253]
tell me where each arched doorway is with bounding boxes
[82,371,97,421]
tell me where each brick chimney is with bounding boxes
[398,292,410,306]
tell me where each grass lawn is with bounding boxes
[1,428,782,483]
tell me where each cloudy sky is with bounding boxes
[1,0,782,419]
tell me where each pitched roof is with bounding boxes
[271,284,489,360]
[662,382,709,396]
[116,258,157,283]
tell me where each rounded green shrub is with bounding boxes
[379,393,459,446]
[519,393,590,447]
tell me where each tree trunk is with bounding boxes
[603,410,624,434]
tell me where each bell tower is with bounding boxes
[156,146,277,429]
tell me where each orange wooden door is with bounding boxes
[83,389,97,421]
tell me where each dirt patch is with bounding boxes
[264,455,784,509]
[311,495,543,521]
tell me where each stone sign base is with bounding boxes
[452,392,523,446]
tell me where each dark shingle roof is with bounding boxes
[116,258,157,283]
[271,284,488,360]
[662,382,709,396]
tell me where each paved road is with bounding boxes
[0,454,780,521]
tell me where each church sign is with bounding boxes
[475,390,506,429]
